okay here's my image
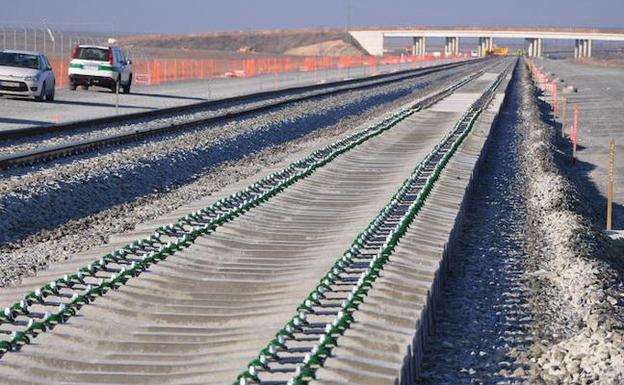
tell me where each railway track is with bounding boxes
[0,59,513,384]
[0,59,486,170]
[232,61,514,385]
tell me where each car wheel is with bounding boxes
[46,89,55,102]
[69,81,77,91]
[35,82,45,101]
[122,75,132,94]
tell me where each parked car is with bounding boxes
[0,50,55,101]
[68,45,132,93]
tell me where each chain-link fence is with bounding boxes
[0,23,151,61]
[0,23,467,90]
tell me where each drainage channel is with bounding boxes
[233,61,515,385]
[0,66,492,358]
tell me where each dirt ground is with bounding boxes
[119,28,365,57]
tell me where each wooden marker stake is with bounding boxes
[607,139,615,230]
[561,97,568,138]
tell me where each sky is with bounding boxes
[3,0,624,35]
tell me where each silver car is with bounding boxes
[0,50,55,101]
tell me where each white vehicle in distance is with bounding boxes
[68,45,132,93]
[0,50,56,101]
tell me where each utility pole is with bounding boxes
[346,0,352,31]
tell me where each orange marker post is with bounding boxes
[552,80,558,116]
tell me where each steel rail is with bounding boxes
[0,59,488,170]
[0,59,482,141]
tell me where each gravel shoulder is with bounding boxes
[0,59,450,132]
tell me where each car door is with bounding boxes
[121,49,130,83]
[115,48,130,83]
[41,55,54,91]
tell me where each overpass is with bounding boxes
[349,27,624,58]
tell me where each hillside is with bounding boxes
[119,28,366,57]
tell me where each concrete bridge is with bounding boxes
[349,27,624,58]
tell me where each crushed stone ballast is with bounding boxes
[0,60,487,171]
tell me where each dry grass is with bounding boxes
[119,28,366,58]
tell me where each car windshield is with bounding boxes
[75,47,109,61]
[0,52,40,69]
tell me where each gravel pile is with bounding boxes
[0,62,486,287]
[514,61,624,385]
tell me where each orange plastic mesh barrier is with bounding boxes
[51,54,468,88]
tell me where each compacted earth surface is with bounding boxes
[418,61,624,384]
[535,58,624,230]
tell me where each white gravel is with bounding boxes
[514,60,624,385]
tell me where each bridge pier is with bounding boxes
[412,37,427,56]
[444,37,459,56]
[526,38,544,57]
[412,37,426,56]
[478,37,493,57]
[574,39,593,59]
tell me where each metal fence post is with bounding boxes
[42,28,46,56]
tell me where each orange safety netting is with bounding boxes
[49,54,468,88]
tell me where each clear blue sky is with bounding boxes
[4,0,623,34]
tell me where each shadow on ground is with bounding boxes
[534,89,623,230]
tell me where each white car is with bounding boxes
[68,45,132,93]
[0,50,55,101]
